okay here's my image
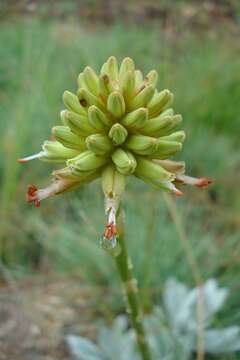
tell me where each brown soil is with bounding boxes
[0,276,101,360]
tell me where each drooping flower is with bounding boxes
[19,56,211,247]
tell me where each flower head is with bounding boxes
[19,56,211,247]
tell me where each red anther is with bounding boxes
[104,222,117,239]
[27,184,40,207]
[196,178,212,188]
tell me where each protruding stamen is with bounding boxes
[176,174,212,188]
[26,181,64,207]
[101,205,118,250]
[27,184,41,207]
[18,151,45,163]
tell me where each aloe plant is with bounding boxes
[19,56,211,359]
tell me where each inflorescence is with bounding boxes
[19,56,211,248]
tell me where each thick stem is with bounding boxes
[113,211,152,360]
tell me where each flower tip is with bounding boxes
[27,184,40,207]
[18,158,27,164]
[196,177,212,188]
[174,188,183,197]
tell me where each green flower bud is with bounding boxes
[112,148,137,175]
[109,123,128,145]
[120,71,135,102]
[86,134,112,155]
[140,114,182,137]
[77,88,105,111]
[63,91,87,116]
[152,140,182,159]
[148,89,173,118]
[83,66,100,95]
[101,164,126,199]
[52,126,86,151]
[88,105,112,130]
[61,110,95,137]
[145,70,158,87]
[125,135,158,155]
[67,150,108,175]
[160,130,186,143]
[99,74,114,100]
[77,72,86,89]
[41,141,79,162]
[129,85,155,111]
[135,156,174,181]
[119,57,135,81]
[121,108,148,130]
[105,56,119,81]
[134,70,143,89]
[161,108,174,117]
[107,91,125,118]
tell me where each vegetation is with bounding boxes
[0,15,239,359]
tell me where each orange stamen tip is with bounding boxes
[196,178,212,188]
[18,158,27,163]
[174,189,183,197]
[27,184,40,207]
[104,222,117,239]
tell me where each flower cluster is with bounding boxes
[19,56,211,246]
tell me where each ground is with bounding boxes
[0,276,100,360]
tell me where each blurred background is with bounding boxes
[0,1,239,359]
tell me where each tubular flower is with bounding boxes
[19,56,211,248]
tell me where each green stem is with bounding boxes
[111,211,152,360]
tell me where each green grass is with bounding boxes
[0,18,240,358]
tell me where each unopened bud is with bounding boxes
[63,91,87,116]
[153,140,182,159]
[105,56,119,81]
[52,126,86,151]
[88,105,112,130]
[61,110,95,137]
[160,130,186,143]
[109,123,128,145]
[83,66,100,95]
[119,57,135,81]
[134,70,143,90]
[129,85,155,111]
[141,114,182,137]
[99,74,115,100]
[135,156,174,181]
[121,108,148,130]
[107,91,125,118]
[101,164,126,200]
[112,149,137,175]
[77,88,105,111]
[67,150,108,176]
[148,89,173,118]
[42,141,79,162]
[86,134,112,155]
[120,71,135,102]
[125,135,158,155]
[145,70,158,87]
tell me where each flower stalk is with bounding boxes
[103,209,152,360]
